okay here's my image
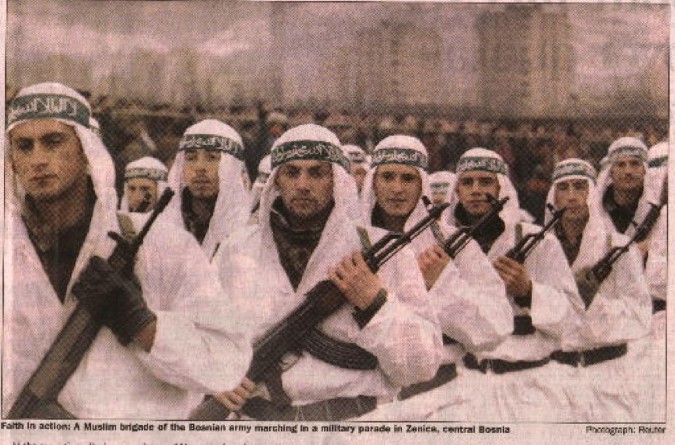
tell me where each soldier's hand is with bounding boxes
[213,377,256,411]
[72,256,156,347]
[417,245,451,290]
[329,251,384,310]
[493,256,532,299]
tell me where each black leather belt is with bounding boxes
[242,395,377,421]
[653,299,666,313]
[513,315,536,336]
[550,343,627,367]
[398,363,458,400]
[463,353,549,374]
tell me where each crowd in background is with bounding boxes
[5,85,668,226]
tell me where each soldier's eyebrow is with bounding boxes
[40,131,68,141]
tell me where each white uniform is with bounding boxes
[3,83,252,419]
[166,119,251,259]
[429,148,580,422]
[641,143,668,421]
[358,137,510,421]
[544,159,652,422]
[213,125,442,419]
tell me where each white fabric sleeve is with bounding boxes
[580,245,652,344]
[430,240,512,350]
[646,211,667,301]
[528,236,580,340]
[134,236,252,394]
[354,247,443,387]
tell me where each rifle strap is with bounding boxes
[259,226,379,407]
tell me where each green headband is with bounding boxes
[456,156,508,175]
[609,146,648,163]
[371,147,428,171]
[271,140,349,171]
[7,94,91,128]
[348,151,367,163]
[255,172,270,184]
[179,134,244,161]
[552,162,596,184]
[125,167,168,182]
[648,156,668,168]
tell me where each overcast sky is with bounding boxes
[6,1,669,99]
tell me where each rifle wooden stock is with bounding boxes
[189,200,449,421]
[7,189,174,419]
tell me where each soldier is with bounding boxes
[211,124,441,420]
[431,148,579,421]
[120,156,168,214]
[343,144,369,194]
[428,170,456,206]
[3,83,251,418]
[546,158,651,421]
[358,136,510,420]
[166,119,250,259]
[249,154,271,223]
[596,137,650,238]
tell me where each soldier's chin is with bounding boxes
[467,203,489,216]
[25,187,63,203]
[190,187,217,199]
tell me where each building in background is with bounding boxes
[477,4,575,118]
[350,21,443,109]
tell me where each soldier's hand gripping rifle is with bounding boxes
[440,195,509,259]
[501,204,566,335]
[7,189,175,419]
[505,204,566,264]
[189,199,450,420]
[581,175,668,296]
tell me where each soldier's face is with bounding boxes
[554,178,589,222]
[183,149,220,199]
[125,177,158,213]
[610,155,645,193]
[350,164,367,192]
[430,183,450,205]
[456,171,500,217]
[10,119,88,203]
[275,160,334,221]
[373,164,422,218]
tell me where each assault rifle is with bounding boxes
[189,199,450,420]
[440,195,509,258]
[591,182,667,283]
[8,189,175,419]
[505,204,566,264]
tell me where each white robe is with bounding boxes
[213,207,443,410]
[555,221,652,422]
[359,217,511,421]
[429,222,580,422]
[3,210,252,419]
